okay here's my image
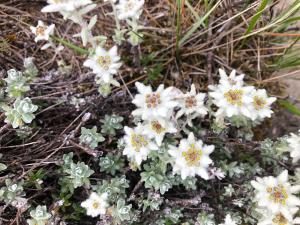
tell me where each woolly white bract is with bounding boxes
[219,214,237,225]
[257,210,300,225]
[30,21,55,43]
[81,192,108,217]
[123,124,158,165]
[83,46,122,85]
[132,82,178,120]
[209,69,276,120]
[176,84,208,124]
[41,0,93,13]
[286,130,300,163]
[116,0,145,20]
[248,89,276,121]
[251,170,300,220]
[142,118,177,146]
[168,133,214,180]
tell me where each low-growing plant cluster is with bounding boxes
[1,0,300,225]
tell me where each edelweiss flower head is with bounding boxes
[81,192,108,217]
[132,82,178,120]
[219,214,237,225]
[168,133,214,180]
[209,82,254,118]
[116,0,144,20]
[83,46,122,84]
[41,0,93,13]
[30,20,55,43]
[258,210,300,225]
[218,68,244,88]
[123,124,158,165]
[176,84,208,119]
[251,170,300,220]
[248,89,276,120]
[287,130,300,163]
[142,117,177,146]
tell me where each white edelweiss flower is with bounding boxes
[286,130,300,163]
[209,82,254,118]
[168,132,214,180]
[83,46,122,84]
[142,117,177,146]
[41,0,93,13]
[81,192,108,217]
[116,0,144,20]
[257,210,300,225]
[218,68,244,88]
[123,124,158,165]
[176,84,208,120]
[219,214,237,225]
[30,20,55,43]
[248,89,276,121]
[132,82,178,120]
[251,170,300,220]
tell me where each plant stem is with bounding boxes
[51,36,89,55]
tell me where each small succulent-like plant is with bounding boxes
[4,69,30,98]
[65,161,94,189]
[111,199,133,224]
[79,126,105,149]
[99,153,125,175]
[23,57,39,80]
[93,176,129,202]
[27,205,52,225]
[3,97,38,128]
[100,114,124,136]
[0,179,24,204]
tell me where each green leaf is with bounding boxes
[245,0,269,35]
[278,100,300,117]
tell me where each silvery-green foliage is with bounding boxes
[197,212,215,225]
[156,208,183,225]
[100,114,124,136]
[111,199,133,224]
[60,153,94,193]
[79,126,105,149]
[64,162,94,188]
[220,161,244,178]
[23,57,38,80]
[0,154,7,172]
[223,184,235,197]
[0,179,24,204]
[141,162,173,194]
[97,81,112,97]
[93,176,129,202]
[99,153,125,175]
[3,97,38,128]
[113,29,126,45]
[27,205,51,225]
[4,69,30,98]
[16,126,33,139]
[141,192,163,212]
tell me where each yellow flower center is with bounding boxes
[267,185,288,205]
[182,144,202,166]
[151,121,165,134]
[185,96,197,108]
[131,133,148,151]
[272,213,288,225]
[253,96,266,110]
[224,89,243,106]
[145,93,161,108]
[93,201,100,209]
[97,56,111,70]
[36,26,46,36]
